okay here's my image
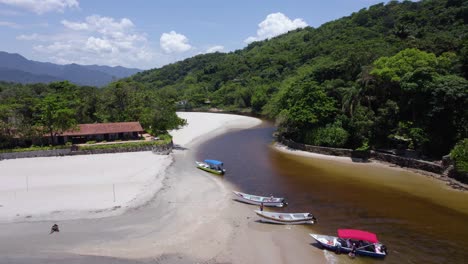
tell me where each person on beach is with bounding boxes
[50,224,59,234]
[260,202,264,211]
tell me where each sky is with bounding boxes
[0,0,392,70]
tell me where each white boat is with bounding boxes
[310,229,388,258]
[255,210,317,224]
[233,191,286,207]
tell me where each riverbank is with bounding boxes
[275,139,468,192]
[273,142,468,216]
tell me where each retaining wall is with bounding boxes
[0,142,173,160]
[278,137,444,175]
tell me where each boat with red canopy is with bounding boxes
[310,229,388,258]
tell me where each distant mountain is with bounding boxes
[0,51,142,87]
[0,67,61,84]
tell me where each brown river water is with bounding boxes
[197,121,468,264]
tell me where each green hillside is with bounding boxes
[126,0,468,158]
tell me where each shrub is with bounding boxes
[79,137,172,151]
[450,139,468,173]
[86,140,96,144]
[304,121,349,147]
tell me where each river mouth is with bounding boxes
[197,121,468,263]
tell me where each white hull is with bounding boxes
[255,210,316,225]
[233,191,285,207]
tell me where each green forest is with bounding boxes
[0,80,185,148]
[0,0,467,166]
[127,0,468,159]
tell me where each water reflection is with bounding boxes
[197,121,468,264]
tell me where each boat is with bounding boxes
[196,159,225,175]
[255,210,317,224]
[232,191,286,207]
[310,229,388,258]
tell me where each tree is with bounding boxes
[303,121,349,147]
[37,94,77,145]
[273,81,337,140]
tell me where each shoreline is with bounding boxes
[274,142,468,192]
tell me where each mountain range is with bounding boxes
[0,51,141,87]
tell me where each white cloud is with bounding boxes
[0,20,21,28]
[85,37,113,53]
[20,15,156,68]
[61,15,134,36]
[17,33,40,40]
[61,20,88,30]
[205,45,224,53]
[0,0,79,14]
[160,31,192,53]
[245,12,308,43]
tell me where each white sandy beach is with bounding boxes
[0,152,172,222]
[0,112,328,264]
[0,112,260,223]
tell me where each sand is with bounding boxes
[0,112,330,264]
[0,112,261,223]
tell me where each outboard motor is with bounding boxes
[380,245,388,255]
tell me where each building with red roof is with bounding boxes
[57,122,144,144]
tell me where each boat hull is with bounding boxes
[310,234,387,258]
[255,210,316,225]
[196,161,225,175]
[233,191,285,207]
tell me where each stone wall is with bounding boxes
[370,150,443,174]
[0,142,173,160]
[0,149,71,160]
[280,138,353,157]
[278,137,444,174]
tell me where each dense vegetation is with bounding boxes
[0,81,185,149]
[125,0,467,158]
[1,0,466,160]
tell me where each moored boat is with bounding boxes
[310,229,388,258]
[233,191,286,207]
[255,210,317,224]
[196,159,225,175]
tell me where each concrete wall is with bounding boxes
[0,142,173,160]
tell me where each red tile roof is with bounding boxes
[60,122,144,136]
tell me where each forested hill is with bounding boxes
[131,0,467,158]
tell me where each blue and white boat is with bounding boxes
[196,159,225,175]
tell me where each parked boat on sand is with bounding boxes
[233,191,286,207]
[196,159,225,175]
[310,229,388,258]
[255,210,317,224]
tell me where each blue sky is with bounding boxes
[0,0,391,69]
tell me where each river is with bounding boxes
[196,121,468,264]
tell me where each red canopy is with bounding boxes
[338,229,379,243]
